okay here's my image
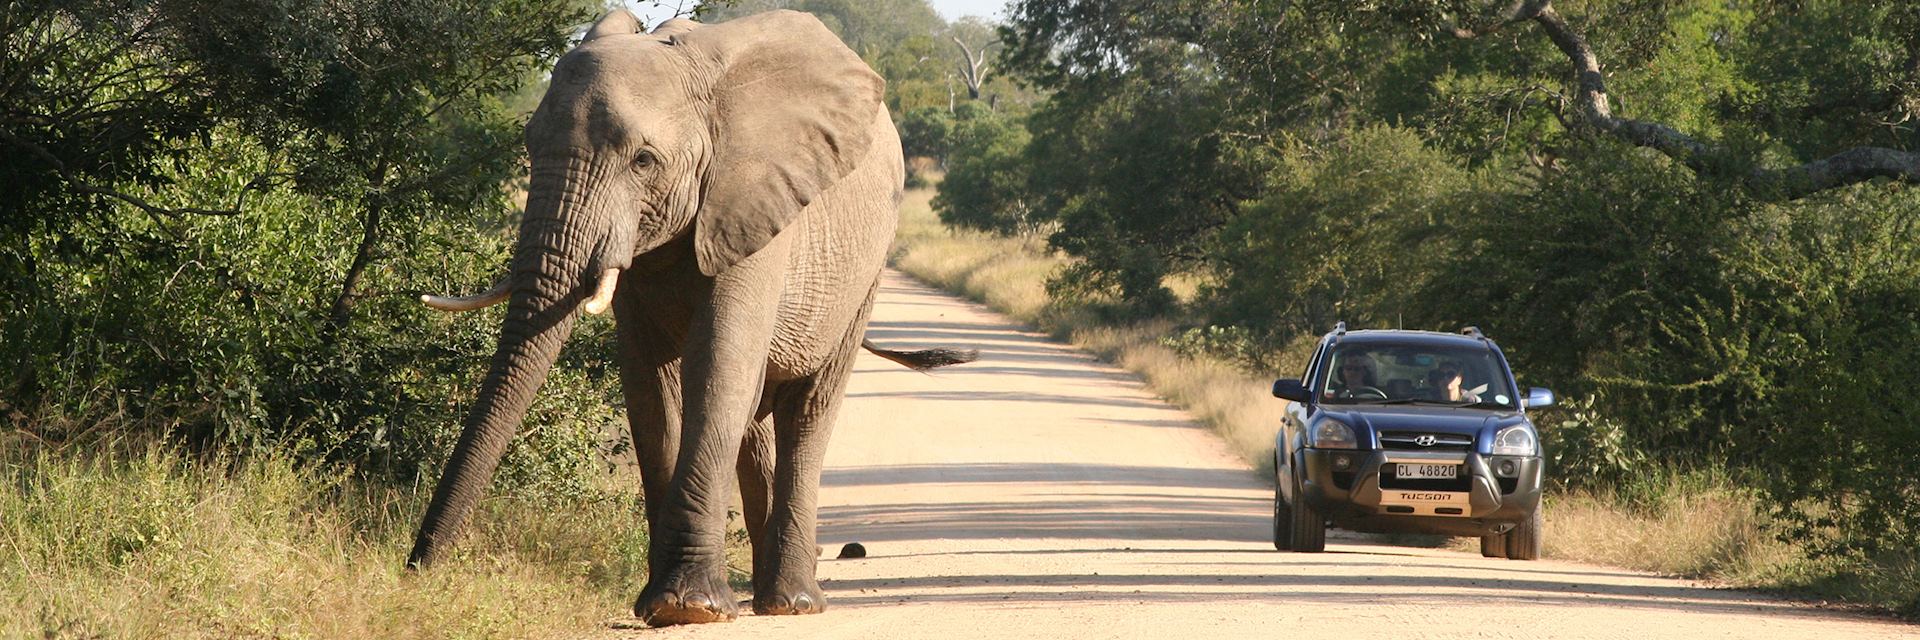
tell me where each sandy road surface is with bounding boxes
[613,269,1912,640]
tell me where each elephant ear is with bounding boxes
[584,9,641,41]
[676,10,885,276]
[650,17,700,38]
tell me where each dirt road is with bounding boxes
[616,270,1912,639]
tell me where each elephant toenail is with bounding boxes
[792,593,815,612]
[683,591,714,611]
[766,594,792,611]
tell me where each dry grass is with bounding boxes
[1542,485,1790,580]
[0,443,672,639]
[891,188,1059,322]
[1068,323,1284,469]
[890,184,1920,618]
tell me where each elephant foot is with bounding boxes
[752,580,827,616]
[634,565,738,626]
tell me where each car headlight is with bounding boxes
[1310,420,1357,449]
[1493,424,1538,456]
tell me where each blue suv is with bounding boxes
[1269,325,1555,559]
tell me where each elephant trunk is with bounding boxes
[407,173,615,568]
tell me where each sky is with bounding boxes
[623,0,1006,28]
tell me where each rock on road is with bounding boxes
[614,269,1912,640]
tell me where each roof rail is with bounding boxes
[1333,321,1348,336]
[1460,325,1487,340]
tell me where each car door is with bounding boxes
[1280,337,1329,500]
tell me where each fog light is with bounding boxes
[1497,459,1518,476]
[1332,454,1353,471]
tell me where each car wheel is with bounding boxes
[1479,533,1508,558]
[1287,470,1326,553]
[1505,504,1544,561]
[1272,461,1292,551]
[1272,481,1292,551]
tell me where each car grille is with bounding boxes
[1380,431,1473,452]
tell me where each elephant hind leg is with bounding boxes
[751,286,876,616]
[736,402,776,583]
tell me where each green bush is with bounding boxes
[933,104,1035,235]
[1537,395,1645,491]
[2,133,620,492]
[898,106,955,162]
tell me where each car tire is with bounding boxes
[1505,504,1544,561]
[1272,482,1292,551]
[1272,460,1292,551]
[1287,470,1326,553]
[1479,533,1508,558]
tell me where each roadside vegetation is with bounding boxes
[1,442,652,639]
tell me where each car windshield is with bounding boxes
[1319,342,1517,409]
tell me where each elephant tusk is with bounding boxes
[582,268,620,315]
[421,279,511,312]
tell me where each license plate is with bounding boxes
[1396,463,1458,479]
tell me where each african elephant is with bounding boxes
[406,9,973,626]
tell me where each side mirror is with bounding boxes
[1272,378,1310,402]
[1523,387,1555,409]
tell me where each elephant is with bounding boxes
[405,9,975,626]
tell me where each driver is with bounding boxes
[1327,356,1378,399]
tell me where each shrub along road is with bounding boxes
[612,270,1911,639]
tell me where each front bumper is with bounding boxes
[1297,447,1543,537]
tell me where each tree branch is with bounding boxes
[1512,2,1920,200]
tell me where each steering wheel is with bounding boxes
[1341,386,1389,401]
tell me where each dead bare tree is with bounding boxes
[952,34,993,101]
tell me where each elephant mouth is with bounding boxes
[421,267,622,316]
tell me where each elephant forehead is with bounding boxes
[534,47,706,151]
[554,38,699,91]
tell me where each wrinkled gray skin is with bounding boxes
[406,10,936,626]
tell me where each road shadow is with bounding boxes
[823,462,1262,491]
[844,390,1170,411]
[817,568,1861,622]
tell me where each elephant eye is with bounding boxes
[633,150,658,170]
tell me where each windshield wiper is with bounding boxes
[1355,398,1425,405]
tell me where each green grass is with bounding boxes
[891,184,1920,619]
[0,440,679,639]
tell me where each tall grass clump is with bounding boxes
[0,441,657,640]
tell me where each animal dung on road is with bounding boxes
[837,542,868,559]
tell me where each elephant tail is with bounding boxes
[861,338,978,371]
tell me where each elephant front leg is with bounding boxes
[635,238,789,627]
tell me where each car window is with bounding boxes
[1318,342,1517,408]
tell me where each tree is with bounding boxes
[932,104,1032,233]
[2,0,613,487]
[948,16,997,101]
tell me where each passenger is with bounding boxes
[1424,362,1481,403]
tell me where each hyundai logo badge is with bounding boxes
[1414,435,1438,447]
